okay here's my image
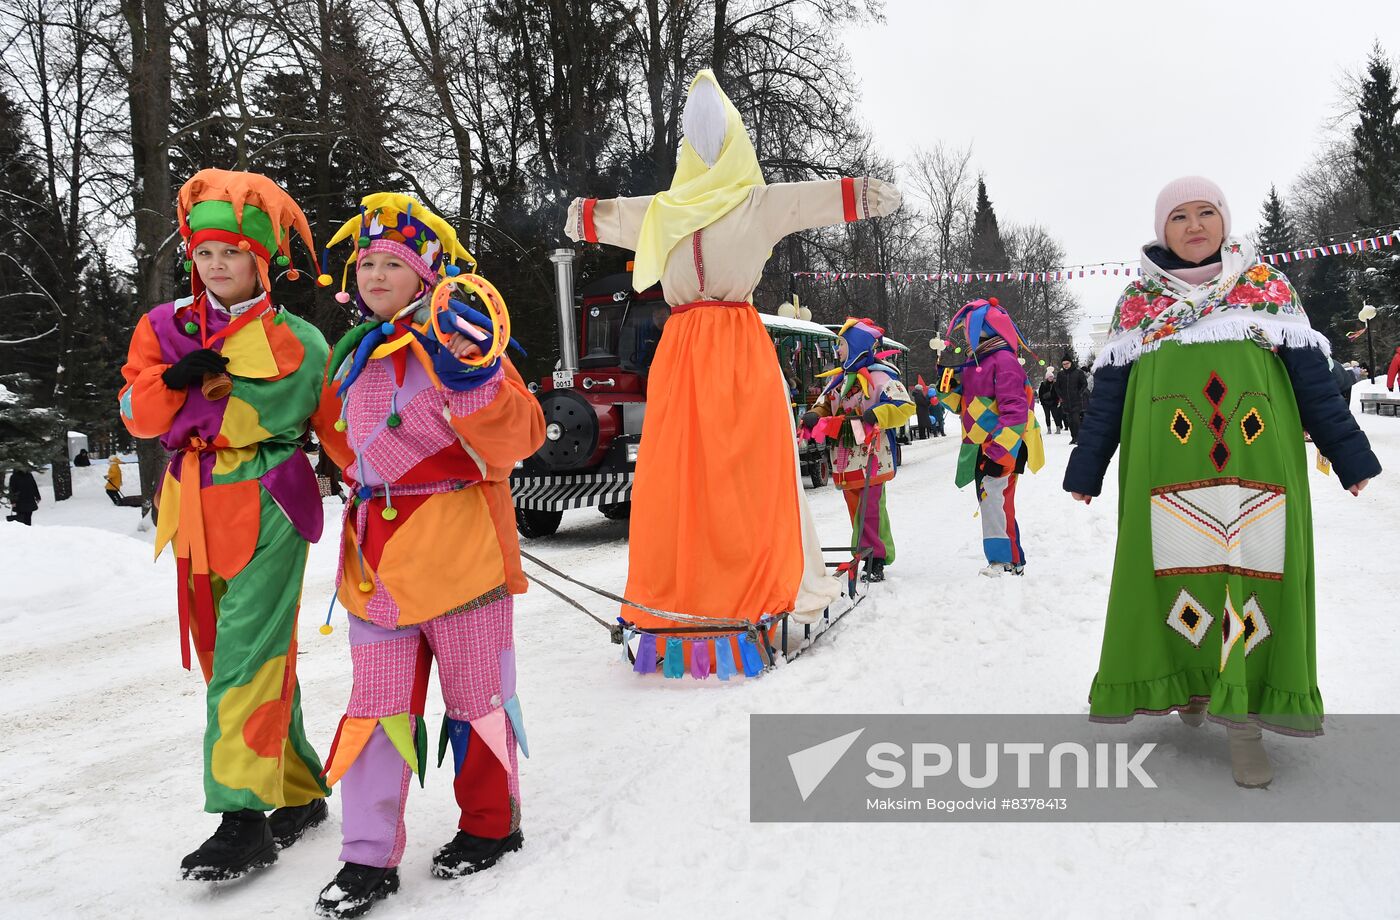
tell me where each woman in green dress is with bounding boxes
[1064,176,1381,787]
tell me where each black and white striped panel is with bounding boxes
[511,473,633,511]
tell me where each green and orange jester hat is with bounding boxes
[323,192,476,311]
[176,168,329,299]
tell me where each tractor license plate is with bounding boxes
[552,370,575,389]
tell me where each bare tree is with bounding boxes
[906,142,975,332]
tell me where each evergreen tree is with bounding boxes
[169,0,239,179]
[249,4,405,340]
[0,372,62,471]
[1257,184,1296,257]
[1352,43,1400,223]
[1349,43,1400,364]
[968,177,1014,310]
[62,255,135,447]
[0,88,67,391]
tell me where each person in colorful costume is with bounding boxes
[563,70,900,673]
[1064,176,1381,787]
[937,297,1045,577]
[800,317,916,582]
[118,169,332,880]
[310,192,545,918]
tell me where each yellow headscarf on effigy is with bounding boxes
[631,70,766,292]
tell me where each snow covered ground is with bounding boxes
[4,385,1399,919]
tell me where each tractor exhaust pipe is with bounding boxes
[549,248,579,376]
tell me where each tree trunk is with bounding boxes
[711,0,729,84]
[120,0,175,502]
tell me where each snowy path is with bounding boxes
[4,393,1399,919]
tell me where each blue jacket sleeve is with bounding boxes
[1062,362,1133,496]
[1278,345,1381,490]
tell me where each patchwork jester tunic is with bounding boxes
[312,326,544,867]
[1066,260,1381,734]
[939,340,1045,566]
[119,294,330,813]
[811,361,915,564]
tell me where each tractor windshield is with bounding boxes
[582,297,670,374]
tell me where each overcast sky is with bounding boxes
[842,0,1398,336]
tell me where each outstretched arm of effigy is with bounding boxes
[760,176,902,241]
[564,195,655,251]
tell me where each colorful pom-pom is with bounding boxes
[1038,359,1046,366]
[317,272,333,287]
[183,259,193,272]
[286,269,301,280]
[381,507,398,521]
[358,580,373,593]
[954,346,963,354]
[275,254,291,266]
[386,413,401,428]
[334,419,347,432]
[358,486,373,500]
[335,291,351,304]
[989,297,999,306]
[402,226,417,238]
[237,239,251,251]
[444,264,462,277]
[358,235,371,248]
[319,624,334,635]
[380,322,395,334]
[184,321,199,335]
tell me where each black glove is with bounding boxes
[861,408,879,428]
[800,411,821,430]
[162,349,229,389]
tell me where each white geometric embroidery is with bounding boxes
[1150,479,1286,580]
[1242,594,1272,656]
[1219,587,1245,672]
[1166,587,1214,648]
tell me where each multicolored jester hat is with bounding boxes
[177,168,330,296]
[322,192,523,402]
[803,317,910,443]
[937,298,1046,488]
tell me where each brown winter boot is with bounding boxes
[1178,698,1208,728]
[1226,721,1273,788]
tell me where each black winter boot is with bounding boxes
[269,797,328,849]
[431,828,524,879]
[316,863,400,918]
[180,809,276,881]
[862,557,885,583]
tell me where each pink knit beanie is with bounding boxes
[1154,176,1230,247]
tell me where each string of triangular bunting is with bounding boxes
[794,230,1400,285]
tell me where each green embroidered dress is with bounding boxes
[1080,240,1369,735]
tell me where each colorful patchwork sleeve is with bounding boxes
[309,374,355,472]
[118,313,187,439]
[983,354,1030,462]
[445,358,547,480]
[563,195,653,251]
[869,373,917,430]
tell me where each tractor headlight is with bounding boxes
[626,442,639,463]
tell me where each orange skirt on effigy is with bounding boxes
[622,301,803,632]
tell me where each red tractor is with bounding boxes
[510,251,664,537]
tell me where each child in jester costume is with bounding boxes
[118,169,333,881]
[1065,177,1380,788]
[937,297,1045,577]
[800,317,916,582]
[309,193,544,918]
